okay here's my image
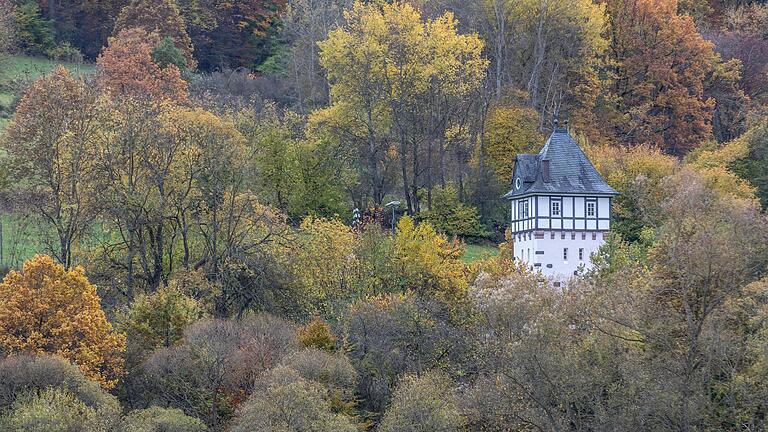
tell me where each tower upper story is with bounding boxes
[504,124,618,234]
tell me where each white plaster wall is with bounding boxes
[514,231,608,278]
[513,234,537,270]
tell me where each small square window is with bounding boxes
[581,233,586,240]
[592,233,597,240]
[550,232,555,239]
[571,233,576,240]
[561,233,565,239]
[587,201,596,217]
[551,201,561,216]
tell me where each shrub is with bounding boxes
[281,348,357,392]
[0,354,120,417]
[378,371,465,432]
[121,284,205,351]
[142,315,299,427]
[46,42,84,63]
[229,366,357,432]
[166,269,220,314]
[121,407,206,432]
[343,293,468,414]
[280,348,358,415]
[0,388,104,432]
[297,318,336,351]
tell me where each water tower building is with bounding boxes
[503,122,619,277]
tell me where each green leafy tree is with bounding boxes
[122,285,205,351]
[731,119,768,209]
[152,37,189,72]
[419,186,488,239]
[178,0,287,71]
[13,1,54,56]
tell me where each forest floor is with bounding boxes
[462,243,499,263]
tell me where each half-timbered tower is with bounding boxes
[503,123,618,278]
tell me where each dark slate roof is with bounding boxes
[503,127,618,199]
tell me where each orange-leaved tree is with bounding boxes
[97,27,188,103]
[605,0,716,155]
[0,255,126,388]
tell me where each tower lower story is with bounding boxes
[513,230,609,278]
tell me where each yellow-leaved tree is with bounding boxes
[313,1,487,212]
[483,104,544,184]
[0,255,126,388]
[394,216,470,312]
[282,217,358,318]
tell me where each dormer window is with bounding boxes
[586,201,596,217]
[551,200,561,216]
[515,178,521,190]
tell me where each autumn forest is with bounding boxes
[0,0,768,430]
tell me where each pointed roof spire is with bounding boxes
[504,124,618,199]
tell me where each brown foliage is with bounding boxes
[606,0,717,155]
[143,315,299,426]
[97,28,188,103]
